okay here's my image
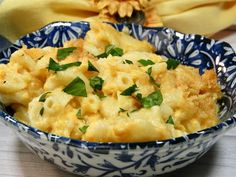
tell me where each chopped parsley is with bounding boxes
[89,76,104,91]
[154,82,161,88]
[37,55,44,60]
[120,84,138,96]
[89,76,105,99]
[136,93,143,102]
[39,107,44,116]
[94,92,106,99]
[166,59,180,70]
[141,90,163,108]
[63,77,87,97]
[123,60,133,64]
[131,109,138,113]
[138,59,155,66]
[146,67,152,75]
[57,47,77,60]
[166,115,174,125]
[39,92,51,102]
[118,108,127,113]
[76,109,83,119]
[97,44,123,58]
[79,125,89,134]
[88,60,99,72]
[48,58,81,71]
[146,67,161,88]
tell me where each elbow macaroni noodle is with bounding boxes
[0,23,222,142]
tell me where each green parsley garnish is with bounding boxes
[118,108,127,113]
[127,112,130,117]
[166,115,174,125]
[57,47,77,60]
[131,109,138,113]
[146,67,161,88]
[37,55,44,60]
[120,84,138,96]
[123,60,133,64]
[89,76,104,91]
[48,58,81,71]
[76,109,83,119]
[138,59,155,66]
[89,76,105,99]
[39,107,44,116]
[63,77,87,97]
[39,92,51,102]
[146,67,152,75]
[97,44,123,58]
[88,60,99,72]
[154,82,161,88]
[141,90,163,108]
[166,59,180,70]
[79,125,89,134]
[136,93,143,102]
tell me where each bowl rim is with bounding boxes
[0,21,236,150]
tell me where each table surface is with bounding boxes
[0,26,236,177]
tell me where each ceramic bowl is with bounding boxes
[0,21,236,177]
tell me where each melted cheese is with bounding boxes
[0,22,222,142]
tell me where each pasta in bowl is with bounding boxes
[0,22,221,142]
[0,21,235,176]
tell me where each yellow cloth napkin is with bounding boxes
[0,0,236,41]
[153,0,236,36]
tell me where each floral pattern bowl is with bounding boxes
[0,21,236,177]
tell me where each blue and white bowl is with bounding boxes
[0,21,236,177]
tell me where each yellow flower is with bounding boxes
[94,0,149,17]
[92,0,163,27]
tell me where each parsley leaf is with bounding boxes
[39,107,44,116]
[136,93,143,102]
[89,76,104,91]
[153,82,161,88]
[105,45,123,56]
[166,59,180,70]
[57,47,77,60]
[96,52,107,58]
[146,67,152,75]
[39,92,51,102]
[123,60,133,64]
[118,108,127,113]
[146,67,161,88]
[131,109,138,113]
[88,60,99,72]
[76,109,83,119]
[138,59,155,66]
[79,125,89,134]
[63,77,87,97]
[97,44,123,58]
[37,55,44,60]
[166,115,174,125]
[141,90,163,108]
[48,58,81,71]
[120,84,138,96]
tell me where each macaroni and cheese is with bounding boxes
[0,23,222,142]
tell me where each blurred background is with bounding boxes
[0,0,236,43]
